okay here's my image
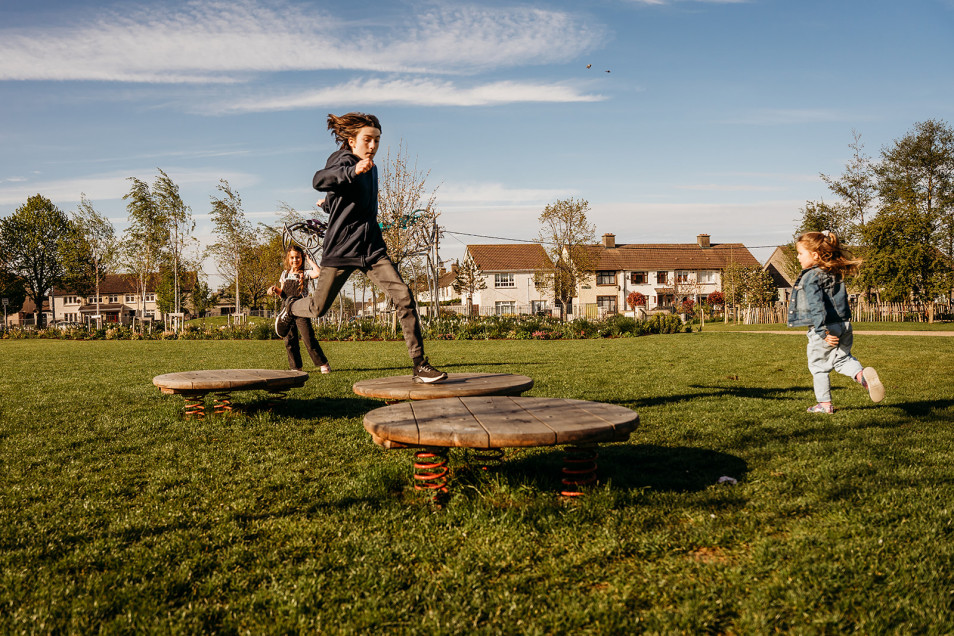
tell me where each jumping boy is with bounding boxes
[275,112,447,383]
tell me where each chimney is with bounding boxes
[602,233,616,248]
[697,234,711,249]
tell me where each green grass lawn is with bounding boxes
[2,334,953,633]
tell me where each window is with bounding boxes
[494,273,515,288]
[144,294,155,302]
[108,295,118,303]
[656,271,668,284]
[125,294,136,303]
[698,270,717,284]
[630,271,647,285]
[64,296,78,305]
[596,270,616,286]
[596,295,618,314]
[531,300,548,315]
[495,301,516,315]
[676,270,690,284]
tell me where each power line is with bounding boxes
[443,229,785,250]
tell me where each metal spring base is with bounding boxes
[413,448,449,493]
[213,391,233,415]
[266,389,288,410]
[561,445,598,497]
[472,447,505,470]
[183,395,205,419]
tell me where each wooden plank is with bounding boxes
[519,398,625,445]
[459,396,557,447]
[408,398,491,448]
[567,400,639,440]
[353,373,533,401]
[364,402,420,446]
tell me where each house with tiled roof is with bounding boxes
[577,233,761,315]
[465,243,554,315]
[49,273,195,326]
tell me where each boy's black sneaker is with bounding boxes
[274,299,295,338]
[413,357,447,383]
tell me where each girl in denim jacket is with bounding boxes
[787,231,884,413]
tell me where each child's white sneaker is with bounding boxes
[860,367,885,403]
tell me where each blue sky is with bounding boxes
[2,0,953,285]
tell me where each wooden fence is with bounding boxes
[730,301,954,325]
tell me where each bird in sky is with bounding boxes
[586,64,592,69]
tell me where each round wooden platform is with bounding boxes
[363,395,638,450]
[153,369,309,394]
[352,372,534,402]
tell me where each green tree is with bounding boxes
[123,177,165,323]
[207,180,254,316]
[873,119,954,298]
[189,278,216,319]
[537,197,596,321]
[153,169,195,315]
[0,270,27,318]
[0,194,76,326]
[859,208,946,302]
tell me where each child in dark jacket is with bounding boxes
[275,112,446,383]
[787,231,884,413]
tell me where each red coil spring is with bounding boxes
[183,395,205,419]
[561,445,598,497]
[213,391,233,416]
[413,448,449,493]
[472,447,505,470]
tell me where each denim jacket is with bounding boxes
[787,266,852,338]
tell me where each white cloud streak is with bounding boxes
[0,1,602,83]
[218,78,604,113]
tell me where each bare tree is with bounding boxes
[537,197,596,320]
[377,141,442,323]
[452,257,487,316]
[72,194,119,325]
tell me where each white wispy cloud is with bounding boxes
[217,78,604,113]
[0,169,255,207]
[0,1,601,83]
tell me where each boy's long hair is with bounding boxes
[327,112,381,149]
[796,231,861,278]
[283,245,307,295]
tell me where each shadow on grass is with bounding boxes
[600,385,806,410]
[885,397,954,418]
[455,444,748,494]
[241,396,382,419]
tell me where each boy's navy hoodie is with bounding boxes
[313,147,388,268]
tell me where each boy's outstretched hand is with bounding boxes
[354,158,374,175]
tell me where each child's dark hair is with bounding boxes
[327,112,381,149]
[796,231,861,278]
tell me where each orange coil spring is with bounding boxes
[561,445,598,497]
[413,448,449,493]
[183,395,205,419]
[266,389,288,410]
[213,391,233,415]
[472,447,505,470]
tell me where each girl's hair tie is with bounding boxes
[821,230,830,237]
